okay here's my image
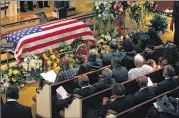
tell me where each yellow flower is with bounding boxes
[47,60,52,66]
[20,84,24,88]
[12,78,17,82]
[42,54,47,59]
[8,71,13,76]
[54,66,60,74]
[53,63,58,68]
[50,55,56,60]
[13,70,20,75]
[48,47,53,52]
[59,49,64,52]
[103,45,110,52]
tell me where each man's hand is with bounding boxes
[102,97,109,105]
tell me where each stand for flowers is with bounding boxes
[24,73,36,84]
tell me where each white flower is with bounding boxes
[96,6,99,10]
[98,14,101,17]
[105,35,111,41]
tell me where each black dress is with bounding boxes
[173,2,179,49]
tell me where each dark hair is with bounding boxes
[6,85,19,99]
[142,48,153,60]
[112,57,121,66]
[78,74,89,87]
[136,76,148,88]
[112,83,126,96]
[163,43,178,64]
[110,41,118,51]
[122,39,134,52]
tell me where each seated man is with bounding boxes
[99,83,134,117]
[74,74,96,97]
[101,41,124,66]
[93,68,116,91]
[155,65,179,95]
[133,76,155,104]
[78,49,103,84]
[128,54,154,80]
[111,57,128,83]
[56,56,76,82]
[1,85,33,118]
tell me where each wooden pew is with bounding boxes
[106,87,179,118]
[63,68,165,118]
[36,65,110,118]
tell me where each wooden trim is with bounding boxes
[81,67,164,100]
[116,87,179,116]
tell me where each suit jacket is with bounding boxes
[101,51,124,66]
[99,95,134,117]
[93,78,116,91]
[155,77,179,95]
[73,86,96,97]
[133,86,155,104]
[121,51,136,70]
[54,1,69,9]
[1,101,32,118]
[112,66,128,83]
[78,59,103,84]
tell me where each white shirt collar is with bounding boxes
[139,86,148,91]
[81,85,90,89]
[7,99,17,102]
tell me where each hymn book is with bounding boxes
[40,70,57,83]
[56,86,69,99]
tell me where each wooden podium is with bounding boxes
[1,15,40,38]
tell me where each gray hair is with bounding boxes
[134,54,144,67]
[163,65,176,79]
[88,49,98,61]
[102,68,112,79]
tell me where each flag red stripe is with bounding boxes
[22,32,92,53]
[16,24,88,54]
[42,20,79,30]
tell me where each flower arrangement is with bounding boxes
[41,48,61,73]
[94,1,124,38]
[2,66,25,88]
[143,0,157,14]
[20,55,43,75]
[149,13,168,34]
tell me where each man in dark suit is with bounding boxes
[54,1,70,19]
[93,68,116,91]
[78,49,103,84]
[99,83,134,118]
[38,1,50,8]
[121,39,136,70]
[20,1,34,12]
[73,74,96,97]
[111,57,128,83]
[101,41,124,66]
[1,85,32,118]
[155,65,179,95]
[133,76,155,104]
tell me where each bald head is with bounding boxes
[88,49,98,61]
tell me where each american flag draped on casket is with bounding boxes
[6,19,95,62]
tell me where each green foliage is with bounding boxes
[149,13,168,33]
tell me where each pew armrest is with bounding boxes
[73,94,83,99]
[107,109,118,115]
